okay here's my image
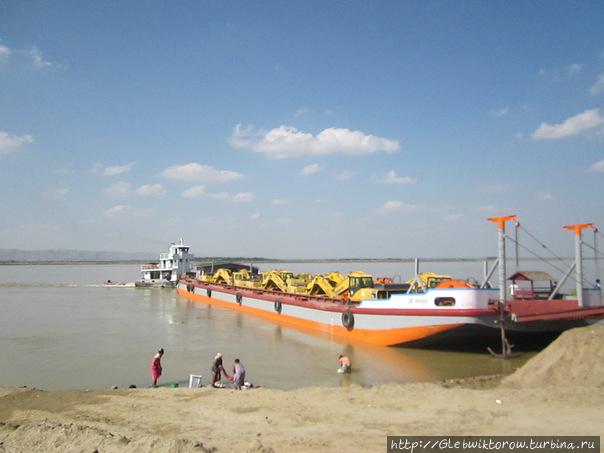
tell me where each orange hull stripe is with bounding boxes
[177,288,461,346]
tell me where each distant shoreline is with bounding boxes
[1,256,587,266]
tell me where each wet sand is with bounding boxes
[1,325,603,452]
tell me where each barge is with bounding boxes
[176,217,604,349]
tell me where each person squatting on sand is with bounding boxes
[211,353,230,387]
[151,348,164,387]
[338,355,351,374]
[230,358,246,389]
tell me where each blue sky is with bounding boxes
[1,1,603,258]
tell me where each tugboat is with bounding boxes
[136,239,193,287]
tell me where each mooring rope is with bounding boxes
[505,234,588,286]
[518,225,569,267]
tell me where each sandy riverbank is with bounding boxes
[1,325,603,452]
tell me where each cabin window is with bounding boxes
[435,297,455,307]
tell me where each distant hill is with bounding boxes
[0,249,503,264]
[0,248,155,262]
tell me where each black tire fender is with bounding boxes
[236,293,242,305]
[206,289,212,298]
[342,309,355,331]
[274,300,282,314]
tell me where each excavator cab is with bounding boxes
[349,275,374,298]
[406,272,452,293]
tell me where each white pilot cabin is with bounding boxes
[139,239,193,286]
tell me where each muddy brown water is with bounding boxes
[0,262,572,390]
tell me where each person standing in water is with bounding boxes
[337,355,351,373]
[150,348,164,387]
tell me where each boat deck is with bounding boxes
[181,278,355,310]
[506,299,604,322]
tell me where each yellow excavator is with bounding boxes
[200,268,234,285]
[307,271,374,301]
[201,268,263,289]
[261,270,311,294]
[233,269,263,289]
[200,267,450,301]
[406,272,452,292]
[261,270,293,292]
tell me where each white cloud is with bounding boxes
[532,109,604,140]
[135,184,166,197]
[493,106,510,117]
[104,182,132,198]
[384,170,417,185]
[181,185,254,202]
[0,43,56,69]
[0,44,10,64]
[28,47,53,68]
[536,191,553,200]
[0,131,34,157]
[479,183,510,193]
[300,163,322,176]
[230,124,399,159]
[590,74,604,95]
[232,192,255,203]
[250,212,261,221]
[567,63,582,76]
[271,198,288,205]
[376,201,416,215]
[588,159,604,173]
[162,162,243,182]
[104,162,135,176]
[182,186,209,198]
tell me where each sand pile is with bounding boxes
[501,324,604,389]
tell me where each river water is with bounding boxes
[1,259,596,390]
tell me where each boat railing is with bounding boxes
[159,253,171,260]
[141,263,159,270]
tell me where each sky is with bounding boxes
[1,1,603,258]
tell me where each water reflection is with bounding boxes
[273,326,283,341]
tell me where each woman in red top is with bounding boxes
[150,348,164,387]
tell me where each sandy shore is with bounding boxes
[2,325,603,452]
